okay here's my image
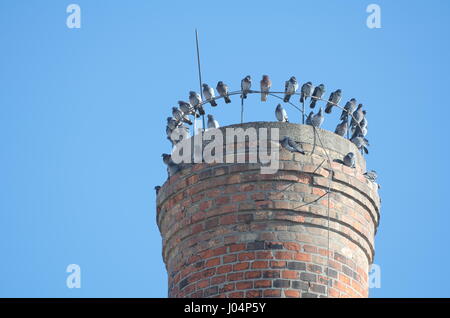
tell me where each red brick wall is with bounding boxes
[156,124,381,298]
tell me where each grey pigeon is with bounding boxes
[260,75,272,102]
[216,81,231,103]
[300,82,313,103]
[340,98,357,121]
[167,124,190,145]
[167,117,180,130]
[284,76,298,102]
[178,100,199,118]
[207,114,220,128]
[275,104,289,122]
[351,123,368,139]
[351,109,367,136]
[280,136,305,154]
[363,170,378,182]
[154,186,161,195]
[189,91,205,115]
[343,152,355,168]
[334,119,348,137]
[350,104,364,130]
[162,153,180,177]
[172,107,192,125]
[351,135,369,154]
[202,83,217,107]
[310,108,324,128]
[325,89,342,114]
[310,84,325,108]
[241,75,252,99]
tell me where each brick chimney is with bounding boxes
[156,122,380,298]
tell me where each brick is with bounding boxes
[211,275,226,285]
[263,289,282,297]
[233,262,250,271]
[246,290,262,298]
[284,289,301,298]
[247,240,266,250]
[270,261,287,268]
[273,279,290,288]
[227,272,244,281]
[300,272,317,282]
[205,257,221,267]
[236,281,253,290]
[245,271,262,279]
[238,252,255,261]
[287,262,306,271]
[217,265,232,274]
[223,254,237,264]
[292,280,309,291]
[254,280,272,288]
[229,244,246,252]
[293,252,312,262]
[251,261,269,269]
[282,270,298,279]
[262,270,280,279]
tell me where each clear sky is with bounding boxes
[1,0,449,298]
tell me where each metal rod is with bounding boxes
[241,96,244,123]
[195,29,205,131]
[302,101,305,124]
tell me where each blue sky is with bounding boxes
[1,0,449,297]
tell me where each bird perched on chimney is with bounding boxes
[280,136,305,154]
[172,107,192,125]
[310,108,324,128]
[300,82,313,103]
[154,186,161,195]
[325,89,342,114]
[260,75,272,102]
[162,153,180,178]
[202,83,217,107]
[340,98,357,121]
[217,81,231,104]
[364,170,378,182]
[167,117,180,130]
[334,119,348,137]
[343,152,356,168]
[306,111,314,125]
[350,104,364,131]
[241,75,252,99]
[178,100,199,118]
[189,91,205,115]
[275,104,289,122]
[351,135,369,154]
[310,84,325,109]
[284,76,298,102]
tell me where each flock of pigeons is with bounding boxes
[160,75,377,189]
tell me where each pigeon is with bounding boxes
[350,124,368,139]
[300,82,313,103]
[178,100,199,118]
[283,76,298,102]
[325,89,342,114]
[154,186,161,195]
[275,104,289,122]
[350,104,364,130]
[167,117,180,130]
[351,135,369,154]
[343,152,355,168]
[280,136,305,154]
[334,119,348,137]
[189,91,205,115]
[305,111,313,125]
[363,170,378,182]
[207,114,220,128]
[310,108,324,128]
[172,107,192,125]
[260,75,271,102]
[167,124,190,145]
[162,153,180,177]
[241,75,252,99]
[310,84,325,108]
[202,83,217,107]
[216,81,231,103]
[360,112,368,129]
[340,98,357,121]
